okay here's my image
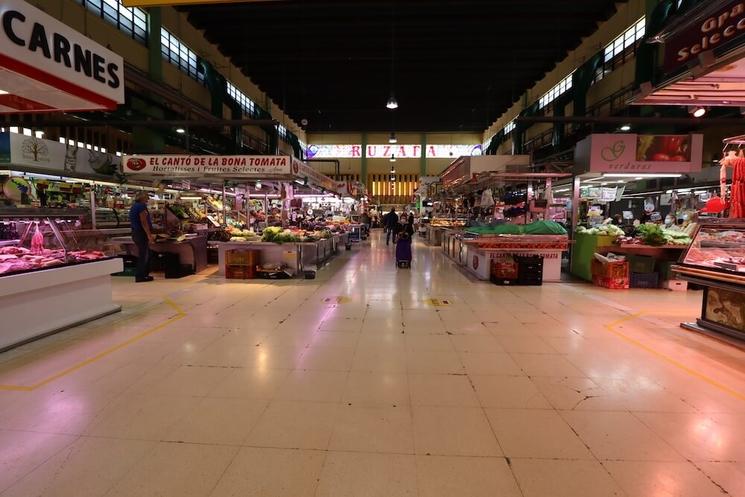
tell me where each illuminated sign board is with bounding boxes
[306,144,482,159]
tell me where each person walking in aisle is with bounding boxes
[406,211,415,237]
[385,207,399,245]
[129,191,155,282]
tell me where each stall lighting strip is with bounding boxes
[602,173,682,178]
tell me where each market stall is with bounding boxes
[0,209,122,351]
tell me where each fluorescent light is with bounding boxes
[0,89,8,95]
[176,128,186,134]
[602,173,682,178]
[179,196,202,201]
[619,125,631,131]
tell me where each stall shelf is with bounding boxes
[0,210,122,351]
[114,233,209,275]
[673,220,745,343]
[462,235,569,282]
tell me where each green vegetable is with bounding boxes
[636,224,667,246]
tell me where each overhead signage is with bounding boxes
[663,1,745,72]
[123,155,292,176]
[306,144,482,159]
[574,134,703,174]
[0,0,125,111]
[0,132,120,176]
[123,0,273,6]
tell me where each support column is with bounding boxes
[147,8,162,83]
[361,132,368,188]
[419,133,427,177]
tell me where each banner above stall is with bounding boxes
[121,154,339,193]
[0,132,120,178]
[0,0,125,113]
[573,134,703,174]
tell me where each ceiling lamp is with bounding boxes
[386,95,398,110]
[255,180,262,190]
[390,155,396,163]
[689,106,706,118]
[619,124,631,132]
[176,127,186,134]
[389,132,397,143]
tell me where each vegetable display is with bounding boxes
[575,225,624,237]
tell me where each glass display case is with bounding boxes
[674,220,745,342]
[679,223,745,276]
[0,208,116,277]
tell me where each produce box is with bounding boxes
[630,272,659,289]
[592,274,629,289]
[662,279,688,291]
[571,233,618,281]
[627,255,656,274]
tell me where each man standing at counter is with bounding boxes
[130,192,155,282]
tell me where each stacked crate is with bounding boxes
[591,259,629,289]
[225,249,260,279]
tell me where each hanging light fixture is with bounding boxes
[689,106,707,118]
[386,4,398,110]
[255,180,262,190]
[389,154,396,163]
[388,132,397,143]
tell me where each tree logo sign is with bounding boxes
[20,137,50,163]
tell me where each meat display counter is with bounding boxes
[672,220,745,343]
[0,209,122,351]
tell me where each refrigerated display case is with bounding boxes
[0,209,122,351]
[673,221,745,342]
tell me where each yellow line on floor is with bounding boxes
[604,312,745,402]
[0,298,186,392]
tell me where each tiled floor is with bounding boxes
[1,231,745,497]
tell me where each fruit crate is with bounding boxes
[630,271,659,289]
[225,265,252,279]
[591,259,629,279]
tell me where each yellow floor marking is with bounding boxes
[604,312,745,402]
[0,298,186,392]
[427,298,451,307]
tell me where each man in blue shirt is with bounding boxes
[129,192,155,282]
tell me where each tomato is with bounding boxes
[652,153,670,161]
[670,155,687,161]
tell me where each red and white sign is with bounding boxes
[574,134,703,174]
[0,0,125,113]
[123,155,292,176]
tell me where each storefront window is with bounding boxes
[80,0,148,45]
[160,29,203,82]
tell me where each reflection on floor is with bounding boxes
[0,231,744,497]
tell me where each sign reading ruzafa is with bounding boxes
[0,0,124,107]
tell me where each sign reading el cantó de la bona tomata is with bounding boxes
[0,0,124,112]
[574,134,703,174]
[122,155,340,192]
[663,1,745,72]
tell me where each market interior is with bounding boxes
[2,0,745,496]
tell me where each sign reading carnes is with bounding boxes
[122,155,292,176]
[664,1,745,71]
[0,0,124,111]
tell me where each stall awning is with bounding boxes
[632,0,745,108]
[0,0,125,113]
[439,155,530,189]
